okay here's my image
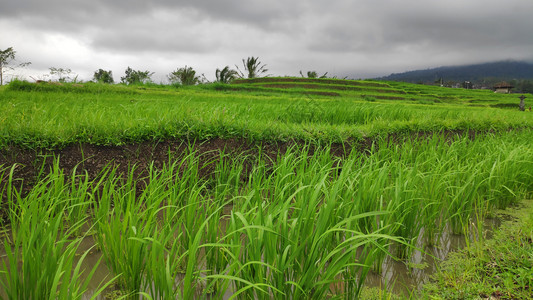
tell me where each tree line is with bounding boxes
[1,46,341,86]
[101,56,274,85]
[0,46,271,86]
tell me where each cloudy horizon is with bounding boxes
[2,0,533,83]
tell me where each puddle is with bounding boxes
[364,216,502,295]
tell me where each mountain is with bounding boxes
[377,61,533,85]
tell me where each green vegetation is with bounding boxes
[1,78,531,149]
[215,66,238,84]
[0,163,114,299]
[168,66,202,86]
[236,56,269,79]
[49,67,74,83]
[377,60,533,91]
[1,131,532,298]
[120,67,154,85]
[93,69,114,84]
[0,77,532,298]
[420,200,533,299]
[299,70,328,78]
[0,47,31,86]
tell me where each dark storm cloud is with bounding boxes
[2,0,533,80]
[3,0,300,55]
[306,1,533,52]
[1,0,300,29]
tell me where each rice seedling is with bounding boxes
[0,127,531,298]
[93,165,164,296]
[0,165,112,299]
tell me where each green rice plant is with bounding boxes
[63,164,98,236]
[384,165,422,259]
[211,149,249,199]
[484,143,533,209]
[136,216,185,299]
[224,190,399,299]
[93,150,220,298]
[2,79,533,149]
[1,128,531,299]
[179,198,238,299]
[0,166,111,299]
[206,145,403,299]
[415,162,451,246]
[139,199,230,298]
[93,166,156,296]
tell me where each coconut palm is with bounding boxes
[299,70,328,78]
[215,66,238,83]
[236,56,268,79]
[168,66,200,85]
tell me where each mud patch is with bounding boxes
[0,128,513,203]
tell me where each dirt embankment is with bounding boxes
[0,129,489,190]
[0,128,512,223]
[0,138,356,189]
[257,83,402,94]
[232,77,390,88]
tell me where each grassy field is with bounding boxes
[0,78,531,149]
[0,78,532,299]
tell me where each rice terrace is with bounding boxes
[0,76,532,299]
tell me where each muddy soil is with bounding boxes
[0,138,359,190]
[0,129,489,202]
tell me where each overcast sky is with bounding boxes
[2,0,533,83]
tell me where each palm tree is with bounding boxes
[168,66,200,85]
[236,56,268,79]
[215,66,238,83]
[299,70,328,78]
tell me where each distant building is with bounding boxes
[494,82,514,93]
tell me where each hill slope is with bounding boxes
[377,61,533,85]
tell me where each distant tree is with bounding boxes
[511,79,533,93]
[167,66,200,85]
[461,81,472,89]
[236,56,268,79]
[49,67,73,83]
[299,70,328,78]
[93,69,114,84]
[215,66,238,83]
[444,80,456,88]
[0,47,31,85]
[121,67,153,85]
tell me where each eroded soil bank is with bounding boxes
[0,129,489,191]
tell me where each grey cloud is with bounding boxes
[3,0,533,80]
[88,10,218,54]
[2,0,302,31]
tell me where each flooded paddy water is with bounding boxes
[364,217,502,296]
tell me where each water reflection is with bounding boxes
[2,214,503,299]
[365,216,501,295]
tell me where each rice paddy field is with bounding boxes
[0,78,532,299]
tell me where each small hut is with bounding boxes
[493,82,514,94]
